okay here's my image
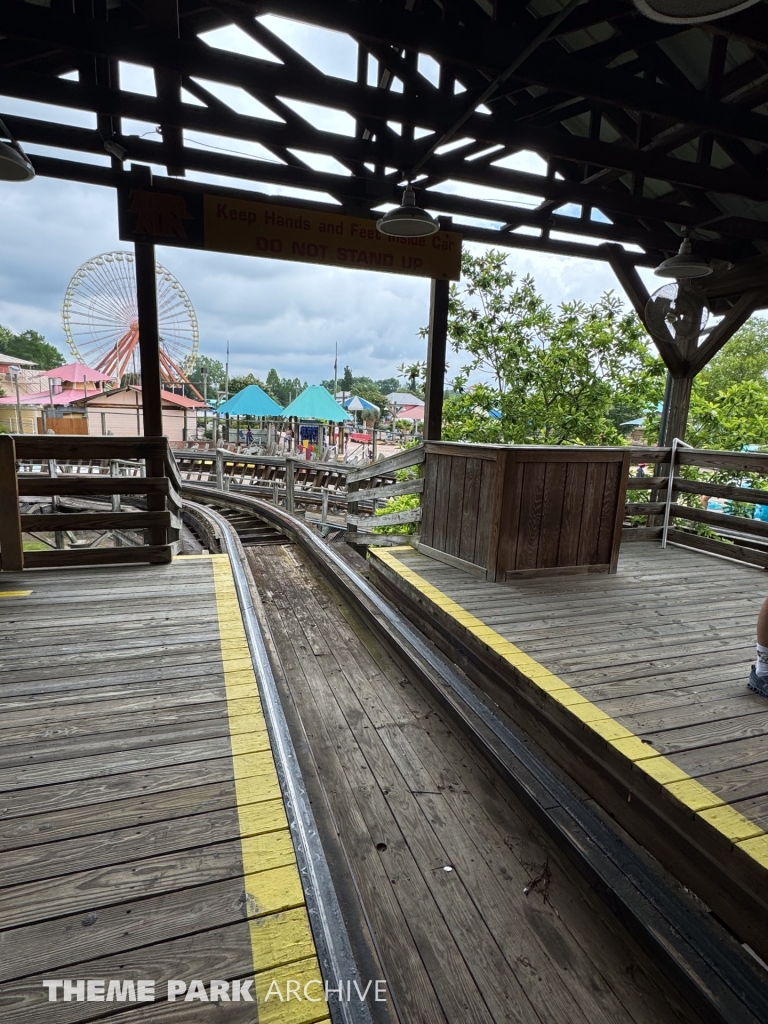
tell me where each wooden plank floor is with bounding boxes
[247,542,706,1024]
[0,556,325,1024]
[381,543,768,832]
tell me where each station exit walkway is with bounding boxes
[0,555,325,1024]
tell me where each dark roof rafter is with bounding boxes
[2,0,768,269]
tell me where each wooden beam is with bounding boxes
[424,278,450,442]
[689,287,768,376]
[134,234,164,438]
[603,244,685,376]
[0,435,23,571]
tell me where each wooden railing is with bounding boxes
[624,444,768,568]
[0,435,181,570]
[345,445,425,543]
[176,448,351,497]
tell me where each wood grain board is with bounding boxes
[247,542,705,1024]
[0,556,321,1022]
[369,543,768,962]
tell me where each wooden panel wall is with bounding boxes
[421,450,499,570]
[497,451,629,579]
[420,445,629,581]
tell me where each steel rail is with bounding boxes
[183,484,768,1024]
[184,499,373,1024]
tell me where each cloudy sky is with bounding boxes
[0,14,660,387]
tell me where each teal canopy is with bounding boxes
[216,384,283,417]
[282,386,351,422]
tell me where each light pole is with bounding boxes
[9,365,23,434]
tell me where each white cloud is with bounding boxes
[0,175,653,387]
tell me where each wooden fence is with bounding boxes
[0,434,181,570]
[345,445,425,543]
[624,444,768,569]
[341,441,768,572]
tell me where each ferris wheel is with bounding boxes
[62,251,199,387]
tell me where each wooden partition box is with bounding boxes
[419,443,630,581]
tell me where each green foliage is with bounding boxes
[372,493,420,535]
[321,370,394,402]
[695,317,768,401]
[0,325,63,370]
[264,368,306,407]
[187,356,226,396]
[375,377,400,395]
[438,251,665,446]
[228,372,266,396]
[397,361,426,399]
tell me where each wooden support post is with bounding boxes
[0,435,23,571]
[346,479,359,546]
[136,238,166,552]
[215,449,224,490]
[424,278,449,442]
[286,458,295,514]
[662,375,693,447]
[135,239,164,438]
[272,479,280,506]
[110,460,121,513]
[321,486,329,537]
[372,427,378,461]
[48,458,59,512]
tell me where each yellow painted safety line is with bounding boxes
[370,546,768,873]
[209,553,325,1019]
[0,590,31,598]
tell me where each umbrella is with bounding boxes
[216,384,284,417]
[283,386,351,422]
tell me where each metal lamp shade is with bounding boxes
[634,0,763,23]
[654,237,713,279]
[0,140,34,182]
[376,186,440,238]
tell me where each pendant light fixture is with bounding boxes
[654,234,713,279]
[633,0,762,24]
[0,119,34,182]
[376,185,440,238]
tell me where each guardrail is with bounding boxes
[0,435,181,570]
[345,445,424,543]
[624,444,768,568]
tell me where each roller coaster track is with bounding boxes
[182,483,768,1024]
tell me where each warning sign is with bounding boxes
[119,187,462,280]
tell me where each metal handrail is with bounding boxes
[661,437,693,549]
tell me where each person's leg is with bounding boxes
[749,597,768,694]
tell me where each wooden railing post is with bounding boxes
[216,449,224,490]
[347,480,359,544]
[321,486,329,537]
[286,458,295,514]
[0,435,23,571]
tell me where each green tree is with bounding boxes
[0,325,63,370]
[264,368,306,407]
[695,317,768,401]
[340,365,354,392]
[187,356,226,400]
[228,372,266,396]
[375,377,400,396]
[397,361,426,398]
[440,250,664,445]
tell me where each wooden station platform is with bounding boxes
[247,542,708,1024]
[0,556,324,1024]
[369,542,768,964]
